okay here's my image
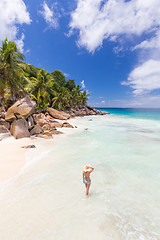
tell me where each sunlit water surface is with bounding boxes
[0,111,160,240]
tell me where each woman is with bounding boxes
[83,165,94,195]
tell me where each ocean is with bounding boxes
[0,108,160,240]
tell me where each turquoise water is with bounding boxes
[97,108,160,121]
[0,111,160,239]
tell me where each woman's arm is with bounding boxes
[88,166,94,173]
[83,171,85,183]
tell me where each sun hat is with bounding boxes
[84,165,92,172]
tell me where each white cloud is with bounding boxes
[40,1,60,29]
[0,0,31,48]
[81,80,85,88]
[16,33,25,52]
[63,72,70,78]
[69,0,160,52]
[122,60,160,95]
[113,46,124,54]
[86,89,90,95]
[133,30,160,51]
[70,0,160,104]
[25,49,31,54]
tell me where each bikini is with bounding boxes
[84,176,91,184]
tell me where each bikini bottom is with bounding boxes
[84,179,91,184]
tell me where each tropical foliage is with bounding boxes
[0,38,89,109]
[0,38,26,105]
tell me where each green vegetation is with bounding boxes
[0,38,89,110]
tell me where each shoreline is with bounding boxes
[0,117,84,185]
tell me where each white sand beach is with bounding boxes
[0,134,43,183]
[0,120,78,184]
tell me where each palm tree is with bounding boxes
[28,69,54,108]
[80,90,89,105]
[0,38,26,105]
[52,87,70,110]
[69,85,82,106]
[50,70,66,87]
[65,79,76,91]
[69,88,77,106]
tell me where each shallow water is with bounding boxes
[0,113,160,240]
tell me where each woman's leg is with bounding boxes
[86,182,91,195]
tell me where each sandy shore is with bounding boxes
[0,119,80,184]
[0,133,45,183]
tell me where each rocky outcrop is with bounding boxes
[30,124,43,136]
[32,113,46,124]
[85,105,95,111]
[2,96,110,140]
[41,123,55,131]
[49,129,63,135]
[47,108,70,120]
[0,126,10,133]
[0,118,10,129]
[64,105,108,117]
[5,96,36,122]
[48,120,62,128]
[10,119,30,139]
[62,122,74,128]
[36,119,48,128]
[35,132,53,139]
[0,108,6,119]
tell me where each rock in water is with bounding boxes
[102,111,110,115]
[62,122,74,128]
[5,96,36,122]
[21,145,36,149]
[10,119,30,139]
[48,108,70,120]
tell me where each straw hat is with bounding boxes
[84,165,92,172]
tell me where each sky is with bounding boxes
[1,0,160,108]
